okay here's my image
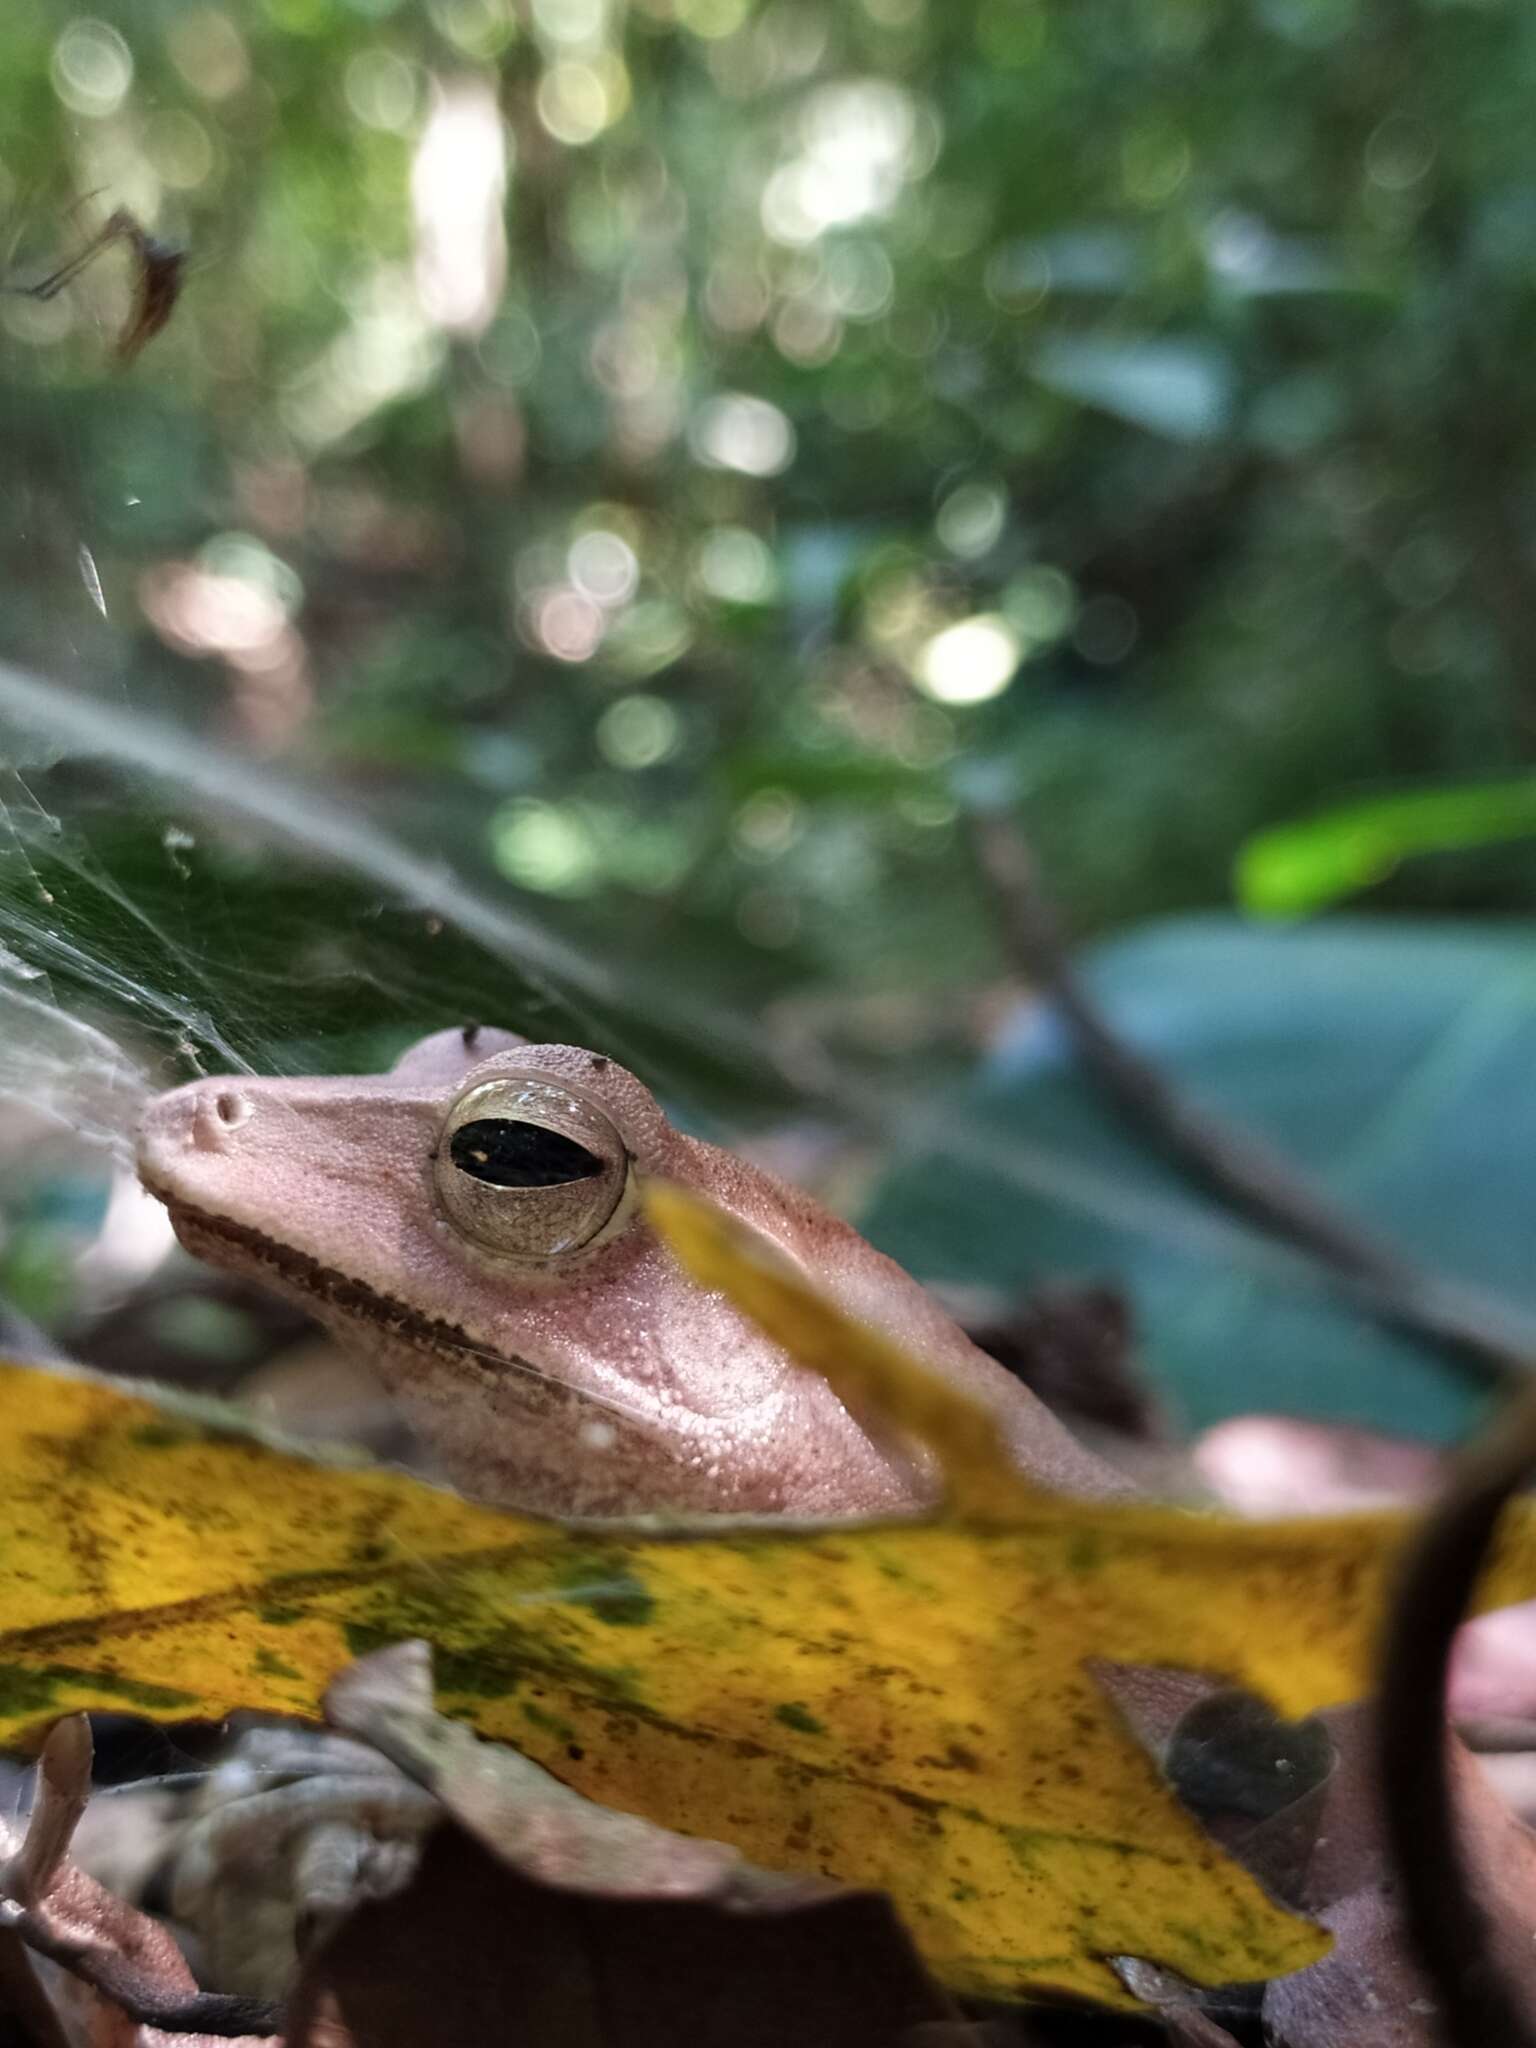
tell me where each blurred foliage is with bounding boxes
[8,0,1536,1040]
[861,914,1536,1440]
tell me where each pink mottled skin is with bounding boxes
[136,1029,1128,1518]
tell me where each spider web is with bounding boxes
[0,628,1398,1362]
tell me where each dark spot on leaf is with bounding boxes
[0,1666,59,1720]
[774,1702,826,1736]
[0,1662,196,1720]
[522,1700,576,1742]
[130,1423,192,1450]
[253,1648,303,1682]
[916,1743,981,1772]
[433,1648,524,1698]
[342,1620,398,1661]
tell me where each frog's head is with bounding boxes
[138,1028,1119,1518]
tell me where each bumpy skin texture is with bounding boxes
[137,1029,1129,1517]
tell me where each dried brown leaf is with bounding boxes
[288,1821,956,2048]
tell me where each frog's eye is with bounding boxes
[434,1074,631,1259]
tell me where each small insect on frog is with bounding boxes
[137,1028,1130,1518]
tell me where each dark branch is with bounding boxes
[967,810,1532,1385]
[1376,1378,1536,2048]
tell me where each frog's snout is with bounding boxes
[137,1080,257,1190]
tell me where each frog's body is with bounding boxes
[137,1028,1127,1517]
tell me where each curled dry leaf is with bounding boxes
[1107,1682,1536,2048]
[961,1284,1163,1447]
[285,1820,955,2048]
[1258,1704,1536,2048]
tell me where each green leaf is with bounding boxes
[860,915,1536,1442]
[1032,337,1234,442]
[1237,778,1536,918]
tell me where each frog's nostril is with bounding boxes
[191,1086,254,1151]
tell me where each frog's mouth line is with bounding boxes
[139,1182,547,1395]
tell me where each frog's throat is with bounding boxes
[140,1184,535,1392]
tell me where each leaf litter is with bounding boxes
[4,1183,1536,2010]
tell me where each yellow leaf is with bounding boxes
[11,1353,1536,2008]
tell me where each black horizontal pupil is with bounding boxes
[450,1119,604,1188]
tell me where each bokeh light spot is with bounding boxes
[533,0,607,41]
[569,529,639,607]
[491,801,601,894]
[695,526,777,605]
[199,532,303,612]
[824,240,894,320]
[166,10,250,99]
[935,481,1006,559]
[51,19,134,117]
[346,49,422,132]
[762,78,925,245]
[526,586,606,663]
[412,78,507,334]
[734,788,802,857]
[675,0,751,37]
[691,393,795,476]
[537,57,628,145]
[913,615,1021,705]
[604,600,693,678]
[1365,113,1436,192]
[426,0,517,57]
[144,110,217,189]
[1003,565,1075,643]
[597,694,680,769]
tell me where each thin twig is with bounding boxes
[967,810,1532,1384]
[1376,1376,1536,2048]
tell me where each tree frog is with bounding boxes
[137,1028,1127,1518]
